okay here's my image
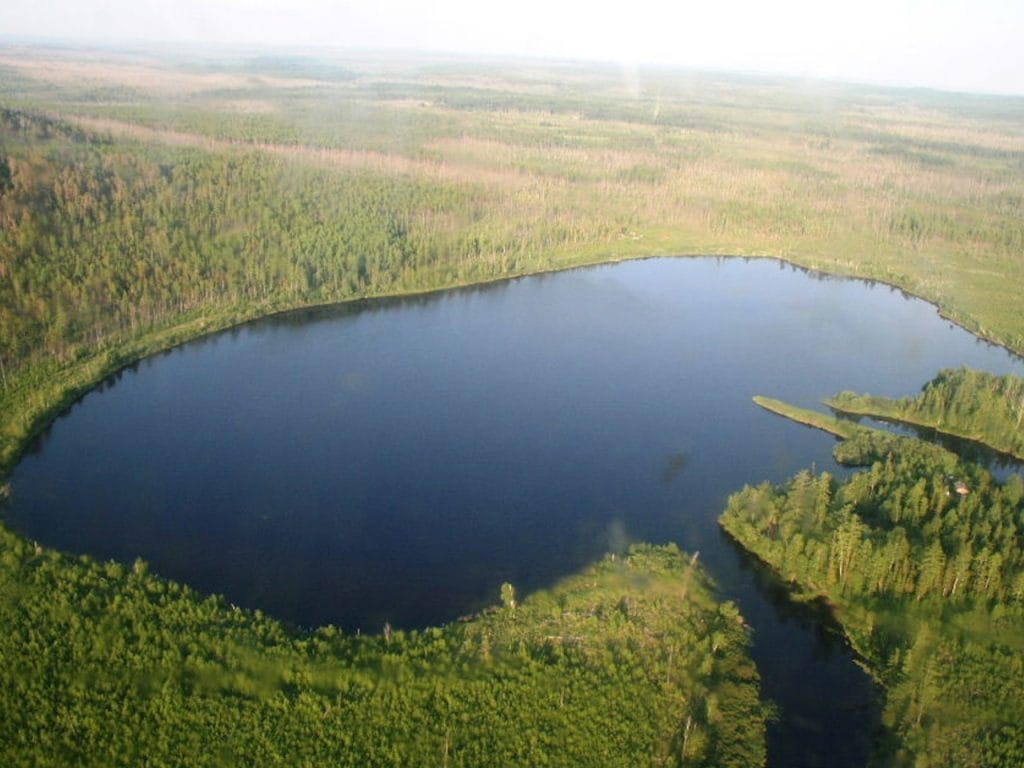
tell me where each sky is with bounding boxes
[2,0,1023,95]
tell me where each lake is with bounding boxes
[9,256,1024,767]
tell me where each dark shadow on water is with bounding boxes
[660,450,690,485]
[720,531,887,768]
[259,271,522,329]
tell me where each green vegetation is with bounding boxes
[0,538,767,767]
[0,108,610,470]
[829,368,1024,460]
[723,390,1024,766]
[752,395,862,439]
[3,45,1024,766]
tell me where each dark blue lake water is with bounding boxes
[8,257,1024,767]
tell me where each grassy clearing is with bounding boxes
[752,396,865,440]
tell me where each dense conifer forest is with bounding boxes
[829,368,1024,459]
[0,538,767,767]
[722,382,1024,766]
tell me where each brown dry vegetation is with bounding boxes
[0,50,320,95]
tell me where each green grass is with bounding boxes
[752,396,865,440]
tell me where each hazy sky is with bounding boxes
[2,0,1022,95]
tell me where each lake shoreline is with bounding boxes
[5,250,1020,485]
[11,255,1020,768]
[751,395,862,440]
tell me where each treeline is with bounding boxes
[0,108,611,374]
[6,47,1024,372]
[0,535,768,767]
[724,434,1024,605]
[0,104,649,473]
[887,206,1024,253]
[829,368,1024,459]
[0,109,465,366]
[721,399,1024,766]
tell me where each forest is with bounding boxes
[722,383,1024,766]
[828,368,1024,460]
[2,44,1024,766]
[0,537,768,767]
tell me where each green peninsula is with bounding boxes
[0,539,768,767]
[725,385,1024,766]
[829,369,1024,460]
[752,395,863,440]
